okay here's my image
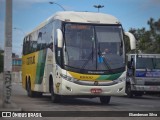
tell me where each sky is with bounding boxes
[0,0,160,56]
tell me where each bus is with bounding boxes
[22,11,136,104]
[126,54,160,97]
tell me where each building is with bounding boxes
[12,57,22,82]
[12,57,22,72]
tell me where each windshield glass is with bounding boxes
[63,23,124,73]
[136,57,160,69]
[95,26,123,70]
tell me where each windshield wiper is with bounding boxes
[80,43,94,71]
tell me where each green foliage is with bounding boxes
[129,18,160,53]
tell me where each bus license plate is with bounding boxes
[90,88,102,94]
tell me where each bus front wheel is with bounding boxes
[99,96,111,104]
[50,83,61,103]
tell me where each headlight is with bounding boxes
[60,74,78,82]
[114,76,126,83]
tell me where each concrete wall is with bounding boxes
[0,72,22,83]
[12,71,22,83]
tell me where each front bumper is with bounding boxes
[57,80,126,96]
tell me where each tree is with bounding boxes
[129,18,160,53]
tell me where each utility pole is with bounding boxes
[3,0,12,108]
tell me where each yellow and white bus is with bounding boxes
[22,11,136,104]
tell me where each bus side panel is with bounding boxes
[22,50,47,92]
[22,52,38,91]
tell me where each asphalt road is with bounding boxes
[0,80,160,120]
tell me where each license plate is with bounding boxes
[90,88,102,94]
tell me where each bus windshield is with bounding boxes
[63,23,124,73]
[136,57,160,69]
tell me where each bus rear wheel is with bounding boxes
[50,83,61,103]
[27,80,36,97]
[100,96,111,104]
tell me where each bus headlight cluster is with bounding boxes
[114,76,126,83]
[60,74,78,83]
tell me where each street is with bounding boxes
[0,79,160,120]
[7,83,160,111]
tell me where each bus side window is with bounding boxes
[29,35,32,53]
[32,41,37,52]
[25,36,30,54]
[37,32,42,50]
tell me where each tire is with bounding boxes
[27,80,36,97]
[100,96,111,104]
[126,84,133,98]
[50,82,61,103]
[35,92,43,97]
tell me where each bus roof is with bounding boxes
[53,11,120,24]
[26,11,120,37]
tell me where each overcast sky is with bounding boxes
[0,0,160,56]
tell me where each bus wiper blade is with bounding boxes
[80,50,94,71]
[80,42,95,71]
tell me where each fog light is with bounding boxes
[66,86,72,91]
[117,87,123,92]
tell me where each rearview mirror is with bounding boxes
[125,32,136,50]
[57,29,63,48]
